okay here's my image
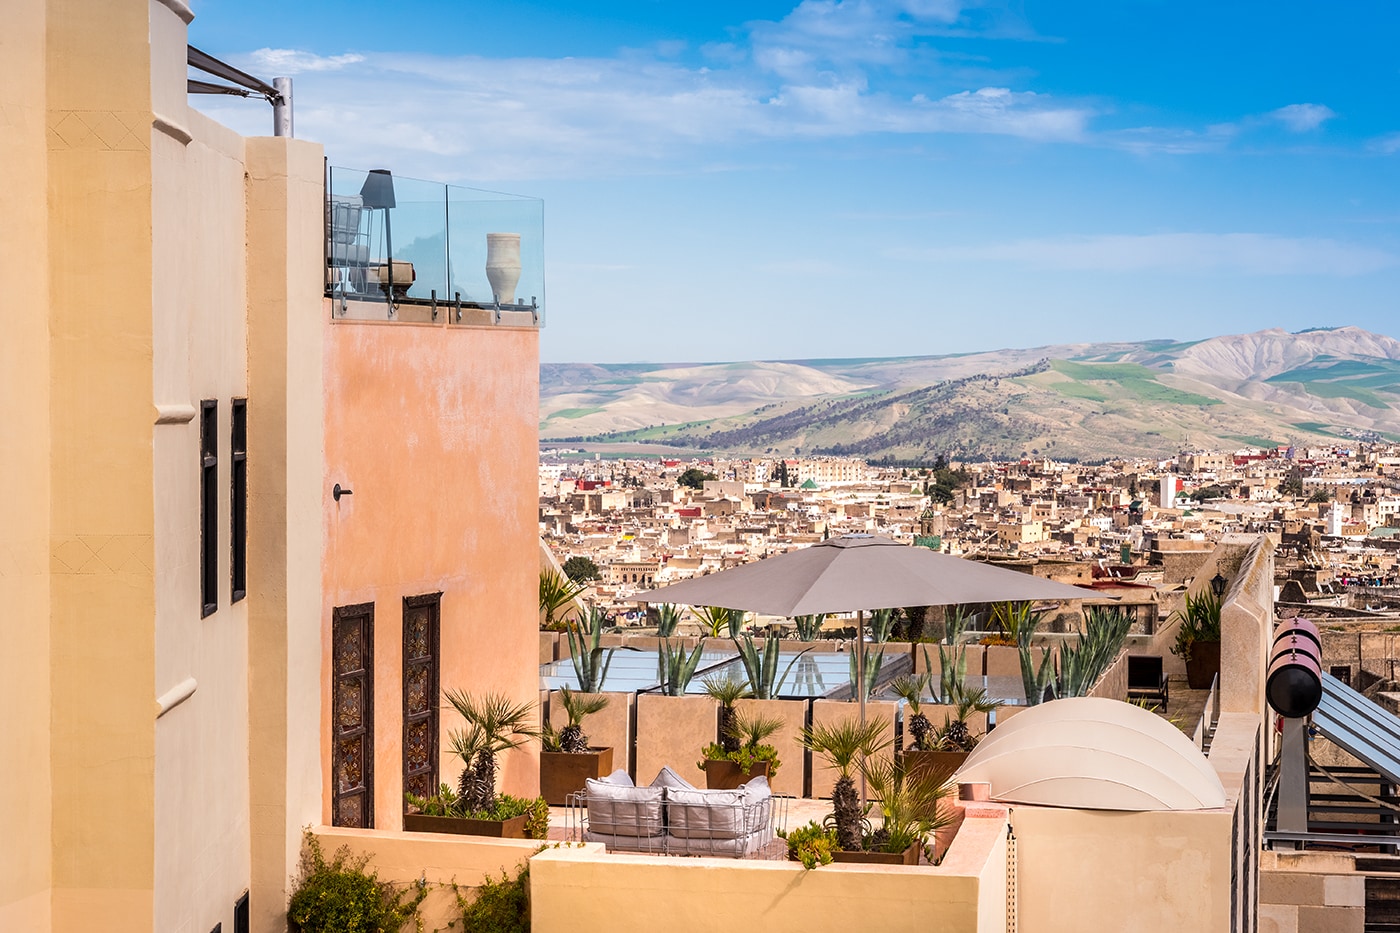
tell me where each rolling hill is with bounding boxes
[540,327,1400,461]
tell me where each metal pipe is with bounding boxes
[272,77,293,137]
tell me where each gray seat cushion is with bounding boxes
[584,778,663,837]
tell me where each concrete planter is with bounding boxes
[702,758,772,790]
[402,813,528,838]
[485,233,521,305]
[540,747,614,805]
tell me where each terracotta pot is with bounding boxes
[402,813,529,838]
[540,747,614,806]
[832,842,921,866]
[1184,640,1221,690]
[703,758,772,790]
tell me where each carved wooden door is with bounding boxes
[332,602,374,827]
[402,593,441,802]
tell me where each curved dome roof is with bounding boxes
[956,697,1226,811]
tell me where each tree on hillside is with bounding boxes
[678,467,716,489]
[562,556,601,583]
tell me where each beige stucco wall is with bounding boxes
[0,0,53,929]
[734,698,807,796]
[547,691,634,776]
[150,70,256,933]
[1260,851,1366,933]
[45,1,159,928]
[246,138,327,933]
[323,317,541,828]
[634,693,717,787]
[1012,805,1234,933]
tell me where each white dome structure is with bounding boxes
[956,696,1227,811]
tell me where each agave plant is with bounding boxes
[695,605,744,638]
[1170,589,1222,664]
[657,638,706,696]
[1055,607,1133,698]
[443,690,540,813]
[1013,602,1056,706]
[801,717,892,852]
[793,613,827,642]
[735,633,814,700]
[702,674,750,754]
[848,644,886,701]
[861,753,955,855]
[868,608,897,644]
[568,605,615,693]
[890,673,933,751]
[539,570,585,631]
[554,686,609,754]
[654,603,684,638]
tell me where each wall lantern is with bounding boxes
[1210,572,1228,598]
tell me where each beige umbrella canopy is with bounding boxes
[635,533,1098,614]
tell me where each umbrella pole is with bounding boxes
[857,609,867,806]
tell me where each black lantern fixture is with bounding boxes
[359,169,396,300]
[1210,572,1228,598]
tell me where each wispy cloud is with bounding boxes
[1269,103,1336,132]
[1370,132,1400,154]
[906,233,1397,276]
[248,48,364,74]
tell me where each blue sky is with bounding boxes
[190,1,1400,364]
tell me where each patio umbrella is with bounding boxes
[635,533,1104,778]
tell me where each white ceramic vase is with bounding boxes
[485,233,522,305]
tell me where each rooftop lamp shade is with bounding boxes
[358,168,396,209]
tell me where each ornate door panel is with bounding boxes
[402,594,441,802]
[332,602,374,828]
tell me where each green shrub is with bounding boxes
[779,821,836,869]
[405,786,550,840]
[286,830,425,933]
[459,860,531,933]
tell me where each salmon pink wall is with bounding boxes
[322,313,540,829]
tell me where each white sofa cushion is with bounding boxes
[584,779,663,837]
[664,787,747,839]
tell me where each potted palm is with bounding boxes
[699,708,784,790]
[799,717,891,856]
[848,754,955,865]
[1170,589,1222,689]
[540,687,612,806]
[911,684,1000,783]
[404,690,546,839]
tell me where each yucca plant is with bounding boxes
[891,673,933,751]
[800,718,891,852]
[1012,601,1057,706]
[539,570,585,631]
[861,753,955,855]
[702,675,750,754]
[793,613,827,642]
[657,638,706,696]
[567,605,615,693]
[734,633,814,700]
[654,603,684,638]
[934,685,999,752]
[554,686,608,754]
[1055,607,1133,698]
[443,690,540,813]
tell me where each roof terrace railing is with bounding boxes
[326,164,544,326]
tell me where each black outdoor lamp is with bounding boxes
[359,168,396,299]
[1210,572,1228,597]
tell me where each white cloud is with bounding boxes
[1270,103,1335,132]
[248,48,365,74]
[909,233,1397,276]
[1370,132,1400,154]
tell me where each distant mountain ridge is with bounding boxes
[540,327,1400,461]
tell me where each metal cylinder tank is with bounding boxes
[1266,618,1322,719]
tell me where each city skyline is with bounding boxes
[191,1,1400,363]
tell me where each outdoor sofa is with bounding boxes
[570,767,780,858]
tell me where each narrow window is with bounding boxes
[231,399,247,603]
[332,602,375,828]
[200,400,218,617]
[233,892,249,933]
[402,594,441,802]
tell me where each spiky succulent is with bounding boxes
[556,686,609,754]
[891,673,933,751]
[801,717,891,852]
